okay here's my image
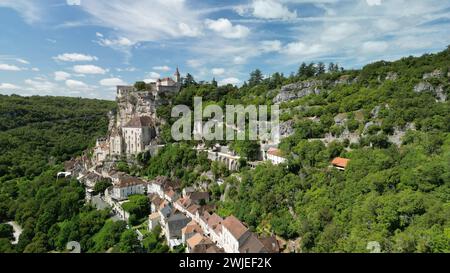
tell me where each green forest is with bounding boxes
[1,46,449,253]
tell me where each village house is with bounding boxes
[110,175,147,200]
[187,192,210,205]
[331,157,350,171]
[149,194,164,213]
[93,138,109,163]
[266,147,287,165]
[221,215,251,253]
[204,213,224,247]
[121,116,156,156]
[163,211,191,249]
[181,221,203,244]
[148,212,161,231]
[186,233,216,253]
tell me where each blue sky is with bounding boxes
[0,0,449,100]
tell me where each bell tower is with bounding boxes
[174,67,181,84]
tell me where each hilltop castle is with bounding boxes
[93,68,181,162]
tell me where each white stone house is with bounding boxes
[221,215,251,253]
[266,147,287,165]
[122,116,156,155]
[111,175,147,200]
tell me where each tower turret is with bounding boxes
[174,67,181,83]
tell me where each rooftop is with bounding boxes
[331,157,350,169]
[223,215,249,240]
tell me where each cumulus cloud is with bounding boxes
[99,77,127,86]
[54,71,71,81]
[260,40,282,53]
[73,65,106,74]
[24,78,57,93]
[0,83,20,90]
[219,77,240,86]
[53,53,98,62]
[0,64,22,71]
[65,79,89,89]
[212,68,225,76]
[148,72,161,79]
[205,18,250,39]
[252,0,297,20]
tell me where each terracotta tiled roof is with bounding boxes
[223,215,248,240]
[188,192,210,202]
[116,175,147,187]
[239,233,267,253]
[187,204,201,215]
[267,147,283,157]
[182,221,202,235]
[207,213,223,230]
[123,116,153,128]
[331,157,350,169]
[260,236,280,253]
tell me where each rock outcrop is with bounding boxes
[423,69,442,80]
[279,120,295,138]
[413,82,447,102]
[274,80,323,104]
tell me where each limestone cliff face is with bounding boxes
[116,90,157,128]
[273,80,323,104]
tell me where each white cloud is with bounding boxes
[260,40,282,53]
[16,58,29,64]
[212,68,225,76]
[233,56,247,65]
[99,78,127,86]
[24,78,57,92]
[321,23,361,42]
[0,0,42,24]
[153,65,171,72]
[178,23,202,37]
[116,67,136,72]
[219,77,240,86]
[0,83,19,90]
[284,42,327,57]
[0,64,22,71]
[73,65,106,74]
[78,0,202,41]
[67,0,81,6]
[252,0,297,20]
[205,18,250,39]
[65,79,89,89]
[361,41,389,53]
[97,36,134,47]
[187,59,203,68]
[54,71,71,81]
[53,53,98,62]
[31,67,40,72]
[148,72,161,79]
[366,0,382,6]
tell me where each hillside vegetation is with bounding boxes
[152,46,450,252]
